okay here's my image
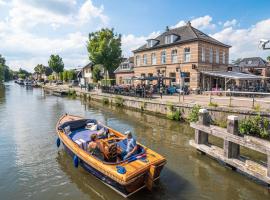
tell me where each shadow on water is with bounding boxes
[56,149,190,200]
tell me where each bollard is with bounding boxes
[224,115,240,158]
[268,153,270,178]
[195,109,209,144]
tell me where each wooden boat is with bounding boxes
[56,114,166,198]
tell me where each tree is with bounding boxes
[87,28,122,85]
[34,64,46,80]
[267,56,270,62]
[67,70,76,81]
[48,54,64,79]
[231,58,242,65]
[44,66,53,76]
[0,54,6,82]
[62,70,68,82]
[92,65,103,82]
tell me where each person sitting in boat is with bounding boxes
[88,134,103,160]
[121,131,138,160]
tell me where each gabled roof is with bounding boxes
[82,62,93,69]
[133,22,231,53]
[114,57,134,74]
[236,57,268,68]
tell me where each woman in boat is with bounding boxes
[88,134,104,160]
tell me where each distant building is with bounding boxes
[234,57,270,77]
[114,57,134,85]
[79,62,94,85]
[133,21,231,90]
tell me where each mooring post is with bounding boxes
[267,153,270,178]
[224,115,240,158]
[195,109,209,144]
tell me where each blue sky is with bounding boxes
[0,0,270,71]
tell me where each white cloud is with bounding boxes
[0,0,108,71]
[223,19,237,27]
[171,15,215,30]
[121,31,160,57]
[211,18,270,61]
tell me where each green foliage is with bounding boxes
[213,119,227,128]
[18,73,26,79]
[101,79,115,86]
[208,102,218,107]
[115,96,124,107]
[167,110,182,121]
[68,90,76,98]
[92,65,103,82]
[187,105,201,122]
[267,56,270,62]
[140,101,147,111]
[48,55,64,76]
[48,75,54,81]
[253,104,261,112]
[239,115,270,139]
[0,55,14,82]
[87,28,122,85]
[102,97,109,105]
[67,70,76,80]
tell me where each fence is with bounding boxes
[190,109,270,185]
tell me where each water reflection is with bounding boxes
[0,83,269,200]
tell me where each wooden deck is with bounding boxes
[190,109,270,186]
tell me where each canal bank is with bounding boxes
[1,83,270,200]
[43,85,270,123]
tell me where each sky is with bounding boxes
[0,0,270,72]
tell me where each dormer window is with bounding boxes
[147,39,158,48]
[165,34,178,44]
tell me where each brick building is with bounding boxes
[114,57,134,85]
[133,21,231,90]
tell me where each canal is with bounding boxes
[0,83,269,200]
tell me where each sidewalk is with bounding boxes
[44,84,270,111]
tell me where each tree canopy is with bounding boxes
[87,28,122,80]
[0,54,14,82]
[267,56,270,62]
[92,65,103,82]
[48,54,64,74]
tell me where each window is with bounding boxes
[169,72,176,82]
[151,53,156,65]
[184,48,190,62]
[201,47,205,62]
[209,47,213,63]
[141,73,145,77]
[215,49,219,64]
[143,54,147,65]
[136,55,140,66]
[171,49,178,63]
[222,51,226,64]
[165,35,176,44]
[147,40,157,48]
[161,51,166,64]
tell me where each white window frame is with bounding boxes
[201,47,205,62]
[209,47,213,63]
[161,51,166,64]
[143,54,147,65]
[171,49,178,64]
[151,53,156,65]
[222,51,226,64]
[136,55,140,66]
[184,48,191,62]
[216,49,219,64]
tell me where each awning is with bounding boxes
[132,76,174,81]
[201,71,265,80]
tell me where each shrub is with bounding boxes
[253,104,261,112]
[239,115,270,139]
[115,96,124,107]
[140,101,147,111]
[167,110,182,121]
[187,105,201,122]
[68,90,76,98]
[208,102,218,107]
[102,97,109,105]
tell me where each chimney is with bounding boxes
[166,26,169,31]
[187,21,191,26]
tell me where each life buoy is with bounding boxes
[56,138,61,148]
[73,155,79,168]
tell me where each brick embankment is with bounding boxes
[42,84,270,121]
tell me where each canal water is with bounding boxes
[0,83,269,200]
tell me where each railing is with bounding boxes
[190,109,270,185]
[204,91,270,108]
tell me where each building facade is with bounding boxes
[114,57,134,85]
[133,22,231,90]
[80,62,94,85]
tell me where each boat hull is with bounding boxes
[56,114,166,197]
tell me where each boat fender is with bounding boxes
[116,166,126,174]
[73,155,79,168]
[56,138,61,148]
